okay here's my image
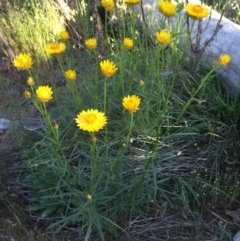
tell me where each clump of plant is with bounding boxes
[11,0,240,240]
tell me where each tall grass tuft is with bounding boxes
[0,0,66,70]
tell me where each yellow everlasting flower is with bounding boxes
[59,30,70,41]
[122,95,141,113]
[36,85,53,103]
[185,3,209,20]
[156,30,171,45]
[13,53,32,70]
[100,60,118,77]
[212,59,217,66]
[65,69,77,81]
[85,38,97,50]
[139,80,144,86]
[24,90,31,99]
[124,0,141,5]
[44,43,66,55]
[27,77,35,86]
[87,194,92,200]
[100,0,114,12]
[123,37,134,50]
[219,54,231,66]
[158,1,177,17]
[75,109,107,132]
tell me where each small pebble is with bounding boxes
[0,118,10,134]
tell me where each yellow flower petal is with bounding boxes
[85,38,97,50]
[65,69,77,81]
[156,30,171,45]
[100,60,118,77]
[24,90,31,99]
[138,80,144,86]
[122,95,141,113]
[59,30,70,41]
[13,53,33,70]
[158,1,177,17]
[219,54,231,66]
[27,77,35,86]
[75,109,107,132]
[44,43,66,55]
[123,37,134,50]
[185,3,209,20]
[87,194,92,200]
[36,85,53,102]
[100,0,114,11]
[124,0,141,5]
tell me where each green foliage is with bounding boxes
[0,0,65,69]
[205,0,240,23]
[2,0,240,240]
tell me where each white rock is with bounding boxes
[0,118,10,133]
[234,230,240,241]
[134,0,240,97]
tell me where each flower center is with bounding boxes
[42,90,49,97]
[129,100,136,108]
[51,43,60,49]
[85,114,97,124]
[192,5,204,13]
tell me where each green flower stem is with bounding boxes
[27,69,33,80]
[126,112,134,146]
[94,51,99,104]
[27,69,40,86]
[188,19,196,39]
[161,19,196,121]
[118,46,125,96]
[102,76,109,155]
[33,100,85,191]
[149,45,162,95]
[42,102,52,129]
[160,16,167,29]
[111,112,134,172]
[57,55,65,74]
[128,48,136,92]
[104,9,112,54]
[90,133,98,183]
[158,47,165,101]
[171,67,217,129]
[66,81,82,109]
[40,103,66,163]
[103,77,107,114]
[125,126,161,219]
[128,5,137,38]
[145,45,163,125]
